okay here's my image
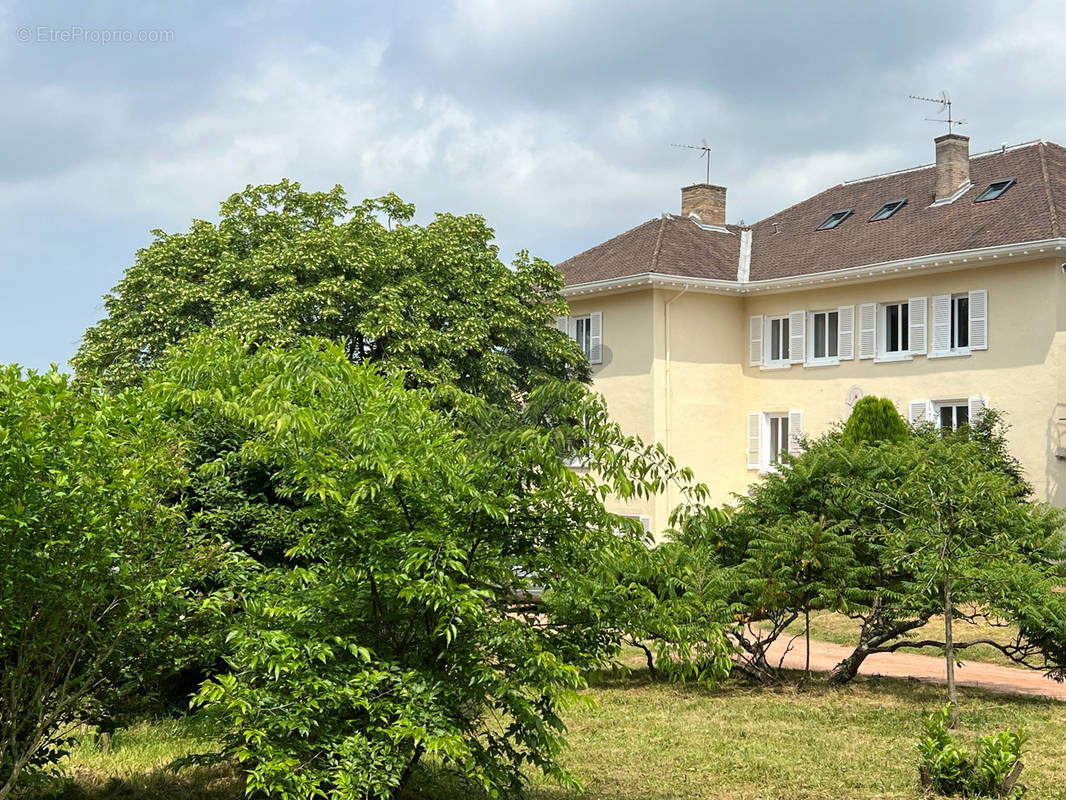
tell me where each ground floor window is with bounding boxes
[936,401,970,431]
[767,414,789,465]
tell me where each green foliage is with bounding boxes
[842,395,909,445]
[0,369,199,800]
[151,336,710,800]
[679,409,1066,686]
[917,705,1027,797]
[72,181,587,406]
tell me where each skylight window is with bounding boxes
[869,199,907,222]
[974,178,1016,202]
[816,209,854,230]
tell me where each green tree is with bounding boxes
[71,181,586,405]
[842,395,909,445]
[153,336,709,800]
[0,369,197,800]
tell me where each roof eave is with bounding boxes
[561,237,1066,298]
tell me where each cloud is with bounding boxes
[1,0,1065,369]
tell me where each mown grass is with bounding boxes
[19,668,1066,800]
[781,611,1024,668]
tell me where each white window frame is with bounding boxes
[568,312,602,365]
[807,309,840,366]
[876,301,912,362]
[763,315,791,369]
[925,292,980,360]
[933,399,971,431]
[748,411,803,471]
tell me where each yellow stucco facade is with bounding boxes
[566,254,1066,538]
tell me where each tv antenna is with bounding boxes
[909,91,965,134]
[671,138,712,183]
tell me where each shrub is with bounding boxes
[917,705,1026,798]
[842,395,909,444]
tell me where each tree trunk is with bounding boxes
[804,607,811,684]
[827,644,868,685]
[943,572,958,728]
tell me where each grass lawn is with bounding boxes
[20,669,1066,800]
[779,610,1026,668]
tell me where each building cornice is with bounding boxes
[561,238,1066,298]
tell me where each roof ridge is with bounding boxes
[1038,142,1060,238]
[840,140,1045,186]
[650,216,667,272]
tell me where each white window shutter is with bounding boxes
[909,400,932,425]
[968,396,988,422]
[747,412,762,469]
[588,311,603,364]
[789,310,806,364]
[749,315,763,366]
[837,305,855,360]
[908,296,927,355]
[554,315,569,335]
[930,294,951,355]
[859,303,877,359]
[788,410,804,456]
[969,289,988,350]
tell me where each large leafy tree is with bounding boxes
[152,337,705,799]
[71,181,586,404]
[0,369,199,800]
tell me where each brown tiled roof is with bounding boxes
[556,215,742,284]
[559,141,1066,287]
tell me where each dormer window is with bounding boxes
[816,209,854,230]
[869,199,907,222]
[974,178,1016,202]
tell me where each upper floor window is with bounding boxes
[950,295,969,350]
[869,199,907,222]
[767,316,790,364]
[809,310,839,361]
[555,312,603,365]
[881,301,909,355]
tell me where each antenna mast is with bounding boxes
[909,91,965,134]
[671,139,712,183]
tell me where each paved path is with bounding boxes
[763,636,1066,700]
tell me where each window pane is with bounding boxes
[957,406,969,427]
[781,319,790,359]
[828,312,838,357]
[770,320,781,360]
[940,406,953,430]
[769,418,779,460]
[901,303,909,350]
[781,418,789,456]
[957,297,968,348]
[814,313,826,358]
[887,305,899,352]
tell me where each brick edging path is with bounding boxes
[764,636,1066,700]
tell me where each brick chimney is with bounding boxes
[934,133,970,201]
[681,183,727,225]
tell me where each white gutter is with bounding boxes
[561,237,1066,298]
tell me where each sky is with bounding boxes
[2,0,1065,370]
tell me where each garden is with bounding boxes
[3,182,1066,800]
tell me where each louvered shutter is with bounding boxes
[969,289,988,350]
[930,294,951,356]
[859,303,877,359]
[909,400,932,425]
[554,315,569,334]
[908,296,927,355]
[968,396,988,422]
[837,305,855,360]
[588,311,603,364]
[747,413,762,469]
[788,410,804,455]
[749,315,764,366]
[789,310,806,364]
